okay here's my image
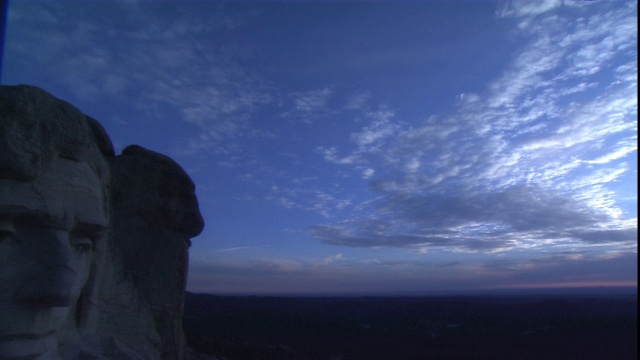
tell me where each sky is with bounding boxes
[2,0,637,295]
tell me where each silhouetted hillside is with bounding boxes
[183,291,637,360]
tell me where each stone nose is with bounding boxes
[14,229,79,307]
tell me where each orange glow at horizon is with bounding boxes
[486,281,637,290]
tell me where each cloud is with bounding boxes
[315,253,344,267]
[310,184,632,252]
[497,0,564,18]
[266,186,353,219]
[351,108,398,151]
[314,106,399,167]
[315,146,360,165]
[575,227,638,244]
[187,255,375,295]
[280,87,335,123]
[310,2,637,253]
[187,248,637,294]
[585,139,637,165]
[483,251,638,288]
[345,91,371,110]
[293,87,333,112]
[215,245,271,253]
[6,2,275,158]
[362,168,375,179]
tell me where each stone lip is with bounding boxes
[0,334,57,359]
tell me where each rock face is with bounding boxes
[0,85,112,182]
[105,145,204,359]
[0,85,206,359]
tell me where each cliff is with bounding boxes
[0,85,211,359]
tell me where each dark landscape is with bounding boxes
[183,288,637,360]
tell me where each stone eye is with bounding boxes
[73,242,93,254]
[0,221,18,243]
[69,224,103,254]
[70,234,94,255]
[0,230,15,242]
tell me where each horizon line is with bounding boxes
[186,285,638,298]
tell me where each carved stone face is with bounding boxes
[0,159,107,359]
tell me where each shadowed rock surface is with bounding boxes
[0,85,210,359]
[0,85,112,182]
[105,145,205,359]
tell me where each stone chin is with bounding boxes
[0,306,70,359]
[0,334,59,360]
[0,306,70,335]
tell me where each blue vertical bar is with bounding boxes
[0,0,8,84]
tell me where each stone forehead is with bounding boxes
[0,85,113,182]
[0,159,108,228]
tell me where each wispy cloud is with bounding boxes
[315,253,344,267]
[585,139,637,165]
[280,87,335,124]
[351,107,398,152]
[344,91,371,111]
[187,249,637,294]
[7,2,275,158]
[482,251,638,289]
[497,0,564,18]
[215,245,271,253]
[315,106,399,166]
[266,186,353,219]
[293,87,333,113]
[311,1,637,253]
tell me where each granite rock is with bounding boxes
[0,85,207,360]
[106,144,204,359]
[0,85,111,182]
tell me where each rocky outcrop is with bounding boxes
[0,85,208,360]
[0,84,111,182]
[104,145,205,359]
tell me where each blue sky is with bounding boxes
[2,0,637,295]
